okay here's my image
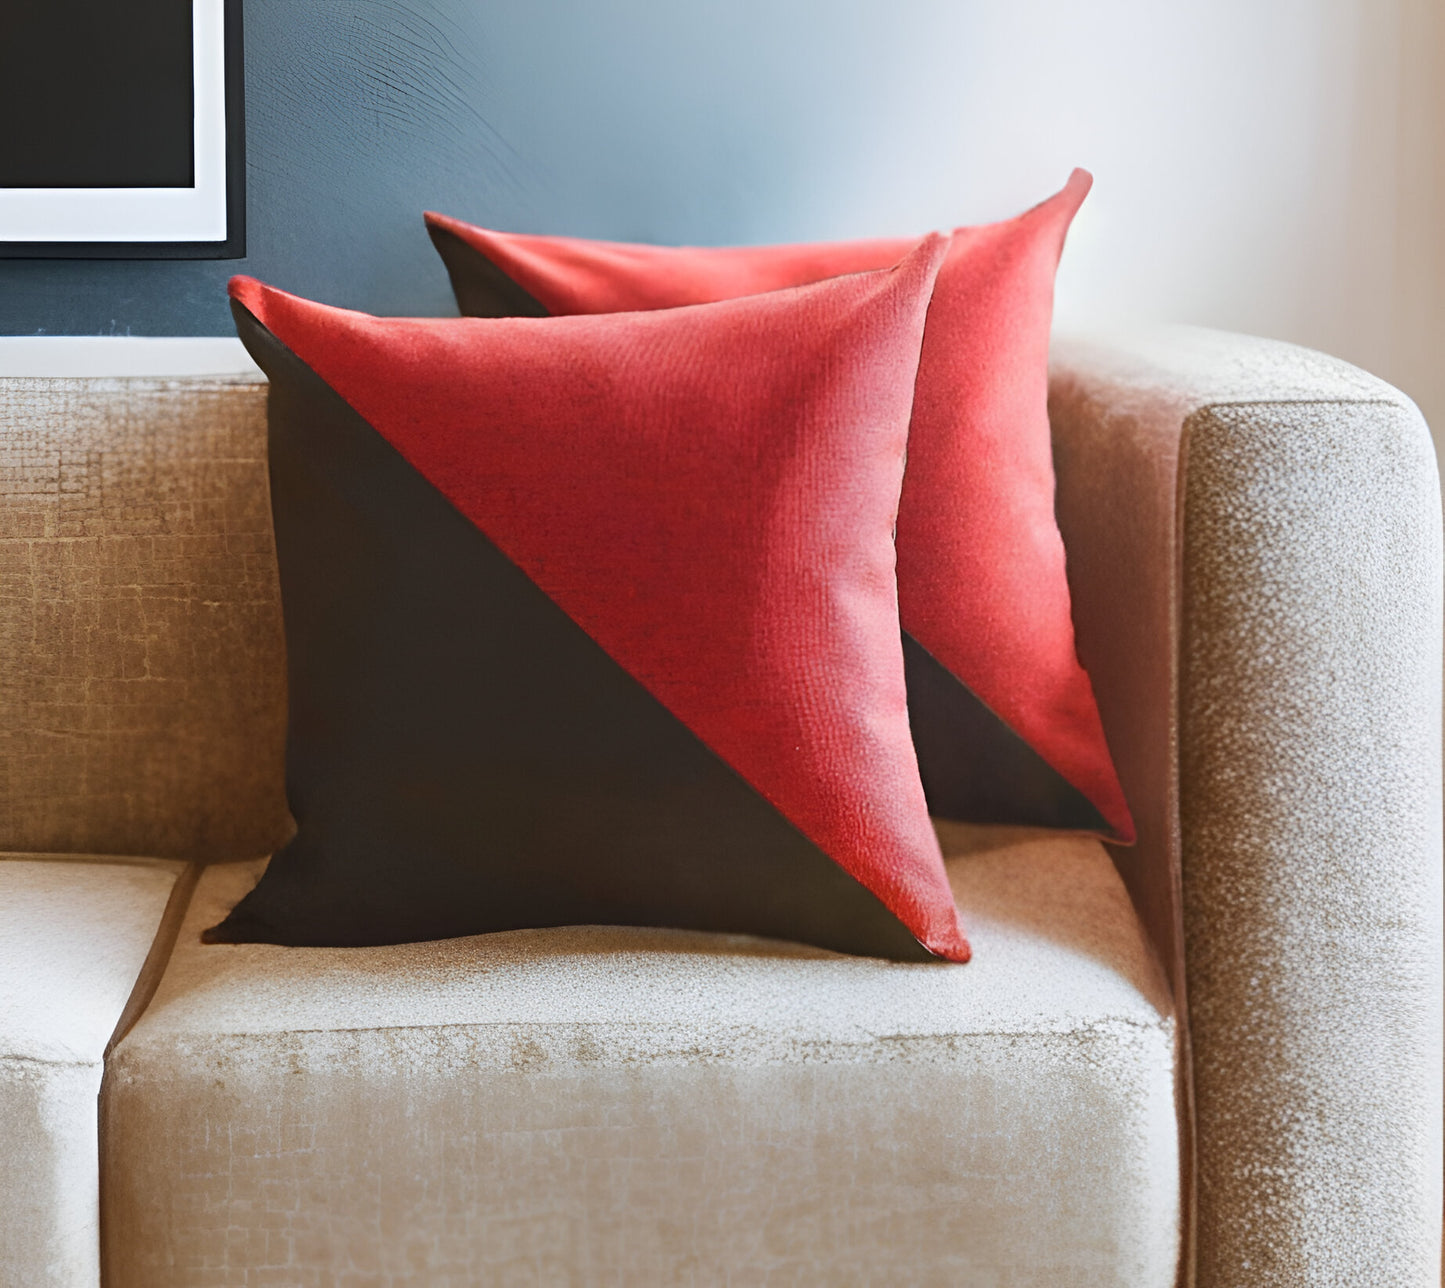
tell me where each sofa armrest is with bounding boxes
[1049,326,1443,1286]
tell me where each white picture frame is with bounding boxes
[0,0,244,259]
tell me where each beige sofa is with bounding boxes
[1,329,1439,1287]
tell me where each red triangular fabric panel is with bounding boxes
[426,214,916,316]
[229,237,971,960]
[426,170,1134,842]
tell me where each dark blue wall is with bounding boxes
[0,0,985,336]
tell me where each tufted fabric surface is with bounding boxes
[0,370,290,860]
[0,855,183,1288]
[103,824,1179,1286]
[1051,326,1444,1287]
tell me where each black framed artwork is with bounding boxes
[0,0,245,259]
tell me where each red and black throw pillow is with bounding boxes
[426,170,1135,843]
[211,238,972,962]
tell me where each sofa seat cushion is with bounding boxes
[0,855,185,1288]
[103,825,1179,1287]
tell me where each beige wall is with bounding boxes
[1031,0,1445,439]
[807,0,1445,440]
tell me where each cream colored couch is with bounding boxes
[1,330,1439,1287]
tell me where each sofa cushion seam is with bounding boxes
[103,861,203,1059]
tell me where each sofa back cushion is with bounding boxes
[0,368,291,859]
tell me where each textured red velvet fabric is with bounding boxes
[229,236,971,961]
[426,171,1134,842]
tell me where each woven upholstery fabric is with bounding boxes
[103,825,1178,1288]
[1181,400,1442,1286]
[1050,327,1444,1287]
[0,855,183,1288]
[427,172,1133,843]
[0,373,289,860]
[220,243,970,960]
